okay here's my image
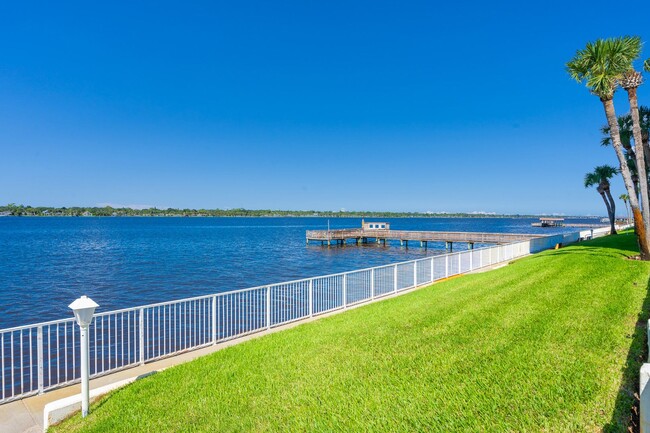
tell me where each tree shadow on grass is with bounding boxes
[603,274,650,433]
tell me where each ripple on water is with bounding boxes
[0,216,593,328]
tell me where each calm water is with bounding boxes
[0,217,596,328]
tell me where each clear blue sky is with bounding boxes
[1,1,650,215]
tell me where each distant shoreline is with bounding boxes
[0,211,602,219]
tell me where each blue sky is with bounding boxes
[1,1,650,215]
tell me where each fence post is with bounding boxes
[469,250,473,271]
[138,308,145,365]
[211,296,217,344]
[393,264,398,293]
[343,274,347,308]
[371,268,375,299]
[266,286,271,329]
[445,255,449,278]
[413,261,417,287]
[641,363,650,433]
[37,326,43,394]
[309,279,313,317]
[430,257,434,282]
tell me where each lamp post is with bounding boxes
[69,295,99,418]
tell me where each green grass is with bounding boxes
[52,233,650,432]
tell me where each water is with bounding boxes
[0,216,596,329]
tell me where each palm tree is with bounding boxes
[600,111,650,196]
[585,166,618,234]
[619,59,650,233]
[620,193,631,224]
[600,114,636,197]
[600,115,633,152]
[639,106,650,173]
[567,36,648,259]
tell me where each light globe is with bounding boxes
[68,296,99,327]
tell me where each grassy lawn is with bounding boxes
[52,232,650,432]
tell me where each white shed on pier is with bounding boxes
[362,221,390,230]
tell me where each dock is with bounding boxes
[532,217,606,228]
[306,221,542,251]
[532,217,565,227]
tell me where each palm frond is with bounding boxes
[584,171,599,188]
[567,36,642,99]
[601,115,634,147]
[594,164,619,181]
[600,123,612,146]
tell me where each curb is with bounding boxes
[43,370,160,431]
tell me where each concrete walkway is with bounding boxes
[0,260,513,433]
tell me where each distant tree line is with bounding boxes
[0,204,576,219]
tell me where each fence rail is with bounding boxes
[0,228,612,404]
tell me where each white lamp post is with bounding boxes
[69,295,99,418]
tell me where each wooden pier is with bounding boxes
[306,227,542,251]
[532,218,565,227]
[532,217,606,229]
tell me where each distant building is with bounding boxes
[532,218,564,227]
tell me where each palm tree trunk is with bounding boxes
[601,97,649,258]
[626,87,650,233]
[598,190,613,228]
[604,188,617,235]
[628,202,632,224]
[643,131,650,197]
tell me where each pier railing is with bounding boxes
[305,229,541,244]
[0,227,611,404]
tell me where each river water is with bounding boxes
[0,216,596,328]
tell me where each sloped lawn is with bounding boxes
[52,232,650,432]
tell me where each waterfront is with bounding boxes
[0,216,596,328]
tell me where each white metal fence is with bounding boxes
[0,228,611,404]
